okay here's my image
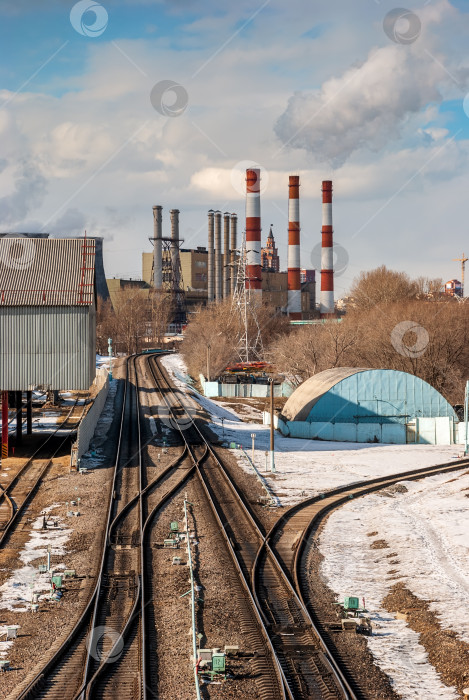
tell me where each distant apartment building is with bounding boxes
[445,279,462,297]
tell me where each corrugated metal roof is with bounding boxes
[281,368,369,422]
[281,368,457,425]
[0,237,95,306]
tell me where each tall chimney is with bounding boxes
[320,181,334,317]
[223,213,230,298]
[207,210,214,302]
[152,205,163,289]
[214,210,222,301]
[170,208,180,290]
[230,213,237,296]
[245,169,262,295]
[287,175,301,319]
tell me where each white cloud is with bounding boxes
[275,0,468,166]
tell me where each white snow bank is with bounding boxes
[320,469,469,699]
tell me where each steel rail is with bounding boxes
[15,359,131,700]
[0,399,83,547]
[147,354,289,700]
[80,353,198,699]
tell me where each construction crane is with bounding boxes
[453,252,468,297]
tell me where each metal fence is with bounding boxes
[74,368,110,463]
[201,375,293,398]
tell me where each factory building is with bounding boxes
[279,368,458,445]
[142,249,315,313]
[0,237,96,391]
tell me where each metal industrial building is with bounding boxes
[0,237,96,391]
[279,368,459,445]
[141,248,316,313]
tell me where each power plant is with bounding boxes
[140,170,340,323]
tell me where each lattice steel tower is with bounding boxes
[232,232,264,362]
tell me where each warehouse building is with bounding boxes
[279,368,459,445]
[0,237,96,391]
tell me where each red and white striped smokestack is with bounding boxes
[287,175,301,319]
[245,168,262,294]
[320,180,334,317]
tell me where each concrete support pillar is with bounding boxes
[15,391,22,445]
[26,391,32,435]
[1,391,8,460]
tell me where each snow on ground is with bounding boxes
[0,506,71,613]
[160,354,463,506]
[320,470,469,699]
[161,353,468,699]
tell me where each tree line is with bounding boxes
[180,267,469,405]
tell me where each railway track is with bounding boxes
[147,355,286,700]
[14,353,196,700]
[148,355,469,700]
[148,354,347,700]
[0,399,82,545]
[12,351,463,700]
[264,456,469,699]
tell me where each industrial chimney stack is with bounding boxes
[320,180,334,317]
[230,213,237,296]
[214,211,222,301]
[152,205,163,289]
[245,169,262,295]
[223,213,230,298]
[208,210,214,302]
[287,175,301,319]
[170,208,180,291]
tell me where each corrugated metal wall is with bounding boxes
[278,417,458,445]
[306,369,457,424]
[0,306,96,390]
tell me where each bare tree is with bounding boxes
[96,298,117,355]
[181,300,289,381]
[150,290,174,346]
[111,287,150,355]
[350,266,419,310]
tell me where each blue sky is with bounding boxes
[1,0,469,293]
